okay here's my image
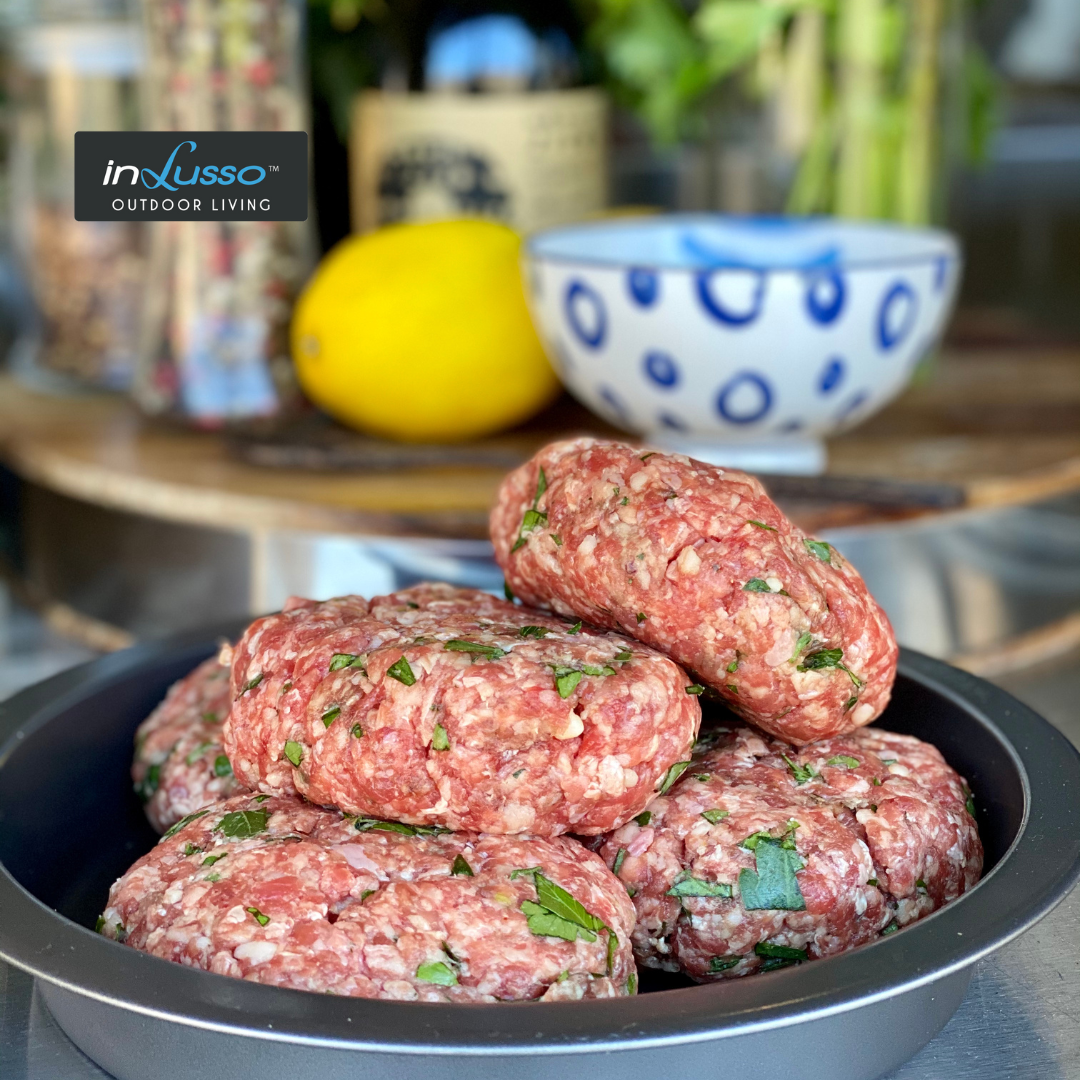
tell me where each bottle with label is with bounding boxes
[346,3,608,237]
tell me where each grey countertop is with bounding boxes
[2,652,1078,1079]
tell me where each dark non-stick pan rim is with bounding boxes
[1,645,1078,1056]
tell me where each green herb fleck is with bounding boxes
[416,960,458,986]
[350,723,364,739]
[739,838,806,911]
[360,889,375,901]
[657,760,691,795]
[694,773,710,781]
[915,878,927,890]
[964,786,976,817]
[213,754,232,777]
[640,452,656,461]
[634,810,652,827]
[613,650,633,663]
[95,916,106,934]
[667,874,732,898]
[755,941,807,965]
[246,906,270,927]
[321,706,341,728]
[444,640,506,660]
[201,853,226,867]
[185,741,213,766]
[352,816,450,837]
[613,486,620,496]
[504,581,515,602]
[160,808,210,842]
[552,534,563,546]
[872,777,882,786]
[512,469,549,551]
[782,755,817,785]
[205,873,221,882]
[726,684,739,695]
[620,496,629,506]
[241,673,263,694]
[217,810,270,839]
[432,723,450,751]
[514,868,616,972]
[252,794,271,803]
[664,491,678,500]
[182,843,202,856]
[512,768,525,778]
[748,519,776,531]
[882,921,899,935]
[790,631,813,662]
[135,762,161,803]
[567,621,582,634]
[283,741,303,767]
[612,848,628,876]
[627,972,638,994]
[709,956,741,972]
[554,669,583,698]
[727,658,740,673]
[743,578,772,592]
[844,695,859,711]
[803,539,832,563]
[685,683,705,695]
[702,809,729,825]
[387,656,416,685]
[636,612,646,623]
[202,711,220,723]
[450,854,474,877]
[870,803,877,812]
[867,878,878,887]
[329,653,366,672]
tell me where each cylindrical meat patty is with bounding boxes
[99,792,637,1002]
[597,722,981,980]
[224,583,700,836]
[490,439,898,744]
[133,655,242,833]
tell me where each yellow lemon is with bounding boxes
[291,220,560,442]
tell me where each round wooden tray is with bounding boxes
[1,347,1078,541]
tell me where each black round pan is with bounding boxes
[0,629,1077,1080]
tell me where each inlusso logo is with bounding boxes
[102,140,270,191]
[75,130,307,222]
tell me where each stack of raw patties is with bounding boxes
[105,439,981,1001]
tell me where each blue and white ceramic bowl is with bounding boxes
[524,216,961,474]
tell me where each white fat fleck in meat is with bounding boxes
[553,711,585,741]
[676,546,701,577]
[597,755,629,796]
[629,470,650,492]
[335,844,384,874]
[217,643,234,666]
[577,534,598,558]
[853,703,875,725]
[162,883,185,905]
[234,940,278,965]
[765,577,784,593]
[627,827,654,857]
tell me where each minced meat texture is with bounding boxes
[597,723,981,980]
[224,583,700,836]
[490,439,899,745]
[100,793,637,1002]
[132,655,241,833]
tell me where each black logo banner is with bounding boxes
[74,131,308,221]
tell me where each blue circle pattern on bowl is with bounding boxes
[643,350,680,389]
[804,267,846,325]
[564,280,607,349]
[695,268,767,327]
[877,281,918,351]
[818,357,845,395]
[627,268,659,307]
[538,228,957,441]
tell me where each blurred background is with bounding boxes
[0,0,1076,741]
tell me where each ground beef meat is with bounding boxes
[224,583,700,836]
[132,655,242,833]
[597,722,981,981]
[490,439,898,745]
[99,793,637,1002]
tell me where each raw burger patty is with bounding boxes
[598,722,981,980]
[100,792,637,1002]
[490,439,898,744]
[224,583,700,835]
[133,655,241,833]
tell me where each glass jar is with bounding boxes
[133,0,312,424]
[8,8,146,389]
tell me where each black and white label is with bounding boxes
[74,131,308,221]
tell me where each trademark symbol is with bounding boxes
[269,165,279,172]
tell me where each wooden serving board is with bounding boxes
[0,347,1077,541]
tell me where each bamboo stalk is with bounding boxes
[836,0,885,218]
[897,0,944,223]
